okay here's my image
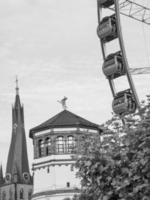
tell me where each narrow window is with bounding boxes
[2,191,6,200]
[66,182,70,188]
[9,188,13,199]
[20,189,24,199]
[45,137,51,155]
[28,190,32,200]
[38,139,44,157]
[70,164,74,171]
[56,136,64,153]
[47,167,50,173]
[66,136,75,153]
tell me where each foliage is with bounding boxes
[74,97,150,200]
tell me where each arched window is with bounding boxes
[2,191,6,200]
[9,188,13,200]
[56,136,64,153]
[38,139,44,157]
[28,190,32,200]
[20,188,24,199]
[45,137,51,155]
[66,136,75,153]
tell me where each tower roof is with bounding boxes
[30,110,101,138]
[6,83,31,184]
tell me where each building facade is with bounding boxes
[0,84,33,200]
[29,109,101,200]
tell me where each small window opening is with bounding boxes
[47,167,50,173]
[70,164,74,171]
[20,188,24,199]
[66,182,70,188]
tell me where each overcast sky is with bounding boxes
[0,0,150,172]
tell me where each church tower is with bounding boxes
[0,80,33,200]
[29,102,102,200]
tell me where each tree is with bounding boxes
[74,97,150,200]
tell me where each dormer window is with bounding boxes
[56,136,65,153]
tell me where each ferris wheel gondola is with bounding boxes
[102,51,125,79]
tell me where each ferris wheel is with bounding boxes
[97,0,150,119]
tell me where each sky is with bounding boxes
[0,0,150,172]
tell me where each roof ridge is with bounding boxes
[67,110,98,125]
[34,110,65,129]
[49,110,66,124]
[29,110,101,138]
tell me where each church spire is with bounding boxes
[15,76,19,95]
[14,76,21,110]
[6,81,31,184]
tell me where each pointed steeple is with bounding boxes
[6,80,31,184]
[14,76,21,112]
[0,165,4,185]
[15,76,19,95]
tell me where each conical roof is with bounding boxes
[30,110,100,138]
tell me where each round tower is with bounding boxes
[29,109,102,200]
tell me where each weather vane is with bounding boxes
[57,96,68,110]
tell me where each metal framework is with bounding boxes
[111,0,150,25]
[97,0,141,119]
[130,67,150,75]
[113,0,150,76]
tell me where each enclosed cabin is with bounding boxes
[112,89,136,116]
[97,14,117,43]
[102,51,126,79]
[98,0,114,8]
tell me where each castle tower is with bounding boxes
[29,107,102,200]
[0,80,33,200]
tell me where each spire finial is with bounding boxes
[57,96,68,110]
[15,76,19,95]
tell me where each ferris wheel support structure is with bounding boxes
[111,0,150,26]
[97,0,141,118]
[114,1,140,109]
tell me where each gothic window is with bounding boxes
[28,190,32,200]
[20,188,24,199]
[66,136,75,153]
[9,188,13,200]
[2,191,6,200]
[56,136,65,153]
[38,139,44,157]
[45,137,51,156]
